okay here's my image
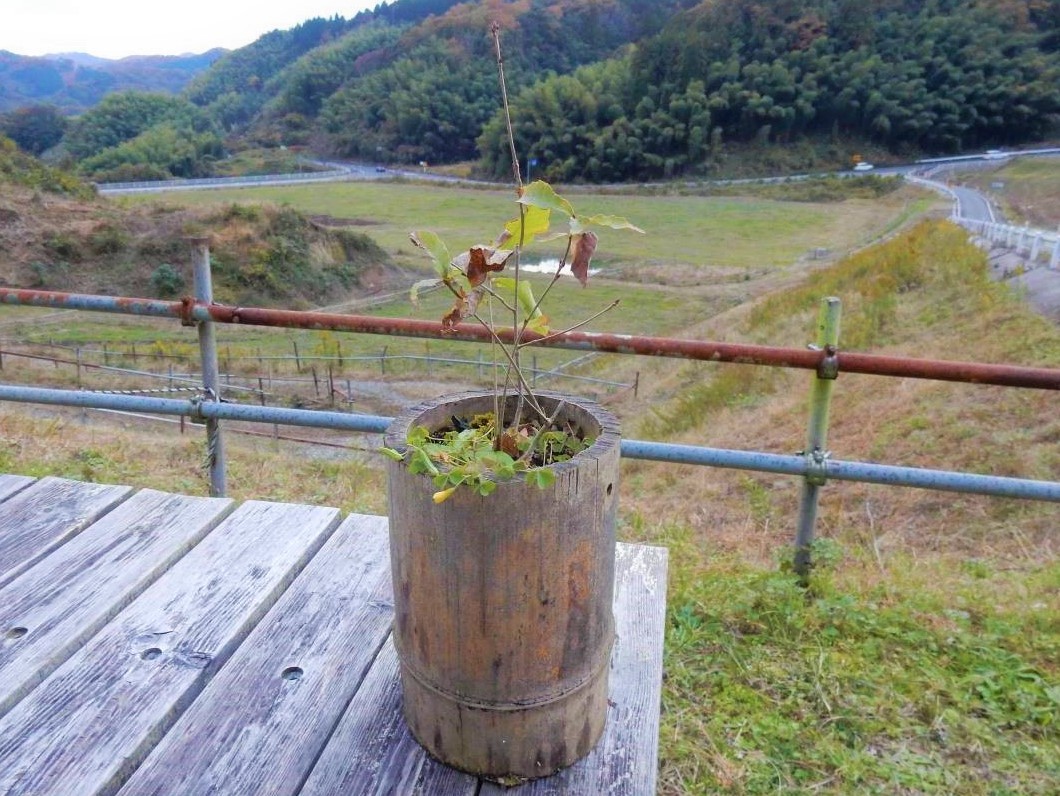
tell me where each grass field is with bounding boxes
[3,174,1057,793]
[115,178,920,271]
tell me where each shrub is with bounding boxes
[44,233,84,262]
[88,224,128,255]
[150,263,185,297]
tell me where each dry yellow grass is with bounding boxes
[0,408,387,515]
[611,220,1057,576]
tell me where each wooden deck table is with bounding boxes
[0,475,668,795]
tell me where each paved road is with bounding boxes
[950,184,995,222]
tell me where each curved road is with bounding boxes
[950,184,995,223]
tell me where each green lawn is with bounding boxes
[117,179,904,270]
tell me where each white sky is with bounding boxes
[2,1,381,60]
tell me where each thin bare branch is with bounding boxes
[519,300,622,349]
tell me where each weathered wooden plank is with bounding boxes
[299,638,479,796]
[0,489,233,719]
[0,476,133,588]
[480,542,669,796]
[0,475,34,502]
[0,500,341,796]
[304,541,669,796]
[117,514,398,796]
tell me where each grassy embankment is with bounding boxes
[625,220,1059,794]
[2,178,1055,793]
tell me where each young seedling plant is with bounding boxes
[381,23,643,503]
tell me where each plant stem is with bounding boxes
[490,22,523,191]
[519,300,622,349]
[520,237,573,337]
[491,22,530,438]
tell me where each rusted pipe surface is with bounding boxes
[2,288,1057,390]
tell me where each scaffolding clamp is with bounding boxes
[180,296,197,327]
[188,388,217,425]
[816,344,839,380]
[803,446,831,486]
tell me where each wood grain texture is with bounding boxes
[479,542,669,796]
[0,489,233,719]
[117,514,396,796]
[386,391,622,779]
[0,475,34,502]
[0,477,133,588]
[0,500,340,796]
[308,540,669,796]
[299,638,479,796]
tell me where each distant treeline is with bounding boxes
[2,0,1057,183]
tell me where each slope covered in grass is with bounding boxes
[620,219,1058,793]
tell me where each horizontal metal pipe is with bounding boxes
[620,440,1060,502]
[2,384,1057,503]
[2,288,1058,390]
[0,384,391,434]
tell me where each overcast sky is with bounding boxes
[2,1,381,60]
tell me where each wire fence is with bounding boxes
[0,339,636,408]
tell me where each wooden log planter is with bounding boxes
[384,390,621,781]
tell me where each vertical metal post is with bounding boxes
[1030,233,1042,263]
[794,297,841,580]
[189,238,226,497]
[1050,237,1060,271]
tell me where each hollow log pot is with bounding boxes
[384,390,620,781]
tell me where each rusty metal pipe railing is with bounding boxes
[2,288,1058,390]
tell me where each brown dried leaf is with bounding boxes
[440,287,483,332]
[499,429,521,458]
[465,245,512,287]
[569,231,599,286]
[441,302,464,332]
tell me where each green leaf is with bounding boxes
[478,479,497,497]
[574,214,645,235]
[409,278,440,306]
[379,447,405,462]
[518,181,574,218]
[409,231,453,281]
[528,468,556,489]
[409,448,440,477]
[504,205,551,248]
[494,277,546,330]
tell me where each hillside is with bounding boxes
[0,137,406,307]
[188,0,1060,180]
[0,49,225,114]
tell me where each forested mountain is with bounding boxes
[0,49,225,114]
[5,0,1058,183]
[479,0,1060,181]
[184,16,361,132]
[207,0,1059,180]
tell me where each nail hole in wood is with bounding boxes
[141,647,162,661]
[606,483,613,496]
[282,666,304,681]
[5,627,28,640]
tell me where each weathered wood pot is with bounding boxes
[384,390,620,780]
